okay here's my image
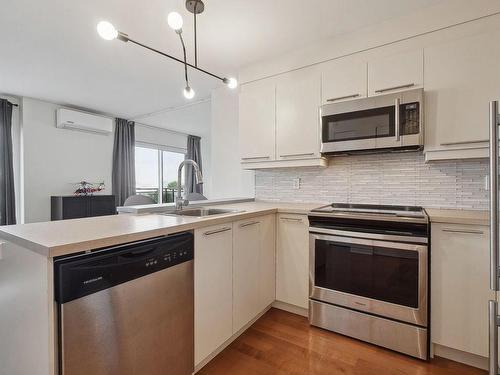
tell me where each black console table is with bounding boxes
[51,195,116,221]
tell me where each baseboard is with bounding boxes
[272,300,309,317]
[433,343,488,370]
[194,304,273,373]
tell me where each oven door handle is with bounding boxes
[310,232,427,252]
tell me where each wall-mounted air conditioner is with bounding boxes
[56,108,113,134]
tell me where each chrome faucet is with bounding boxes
[175,159,203,210]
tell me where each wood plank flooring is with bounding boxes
[198,308,485,375]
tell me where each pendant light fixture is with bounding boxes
[97,0,237,100]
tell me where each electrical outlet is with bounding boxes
[292,178,301,190]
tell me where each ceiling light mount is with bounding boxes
[185,0,205,15]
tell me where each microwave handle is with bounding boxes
[395,98,401,142]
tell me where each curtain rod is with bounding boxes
[6,101,18,107]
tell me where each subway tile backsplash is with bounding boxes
[255,153,489,210]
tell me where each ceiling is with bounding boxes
[0,0,443,127]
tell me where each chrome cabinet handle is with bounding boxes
[239,221,259,228]
[326,94,360,102]
[375,83,415,93]
[442,228,485,235]
[440,139,489,146]
[280,217,303,223]
[280,153,314,158]
[241,156,270,161]
[490,100,500,291]
[395,97,401,142]
[203,227,231,236]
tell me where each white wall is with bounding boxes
[209,87,254,199]
[22,98,115,223]
[239,0,500,83]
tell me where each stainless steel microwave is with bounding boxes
[320,88,423,154]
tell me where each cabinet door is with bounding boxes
[259,214,276,310]
[239,80,276,162]
[431,223,493,357]
[368,49,423,96]
[233,219,261,332]
[62,196,89,219]
[89,196,116,217]
[194,224,233,365]
[276,214,309,309]
[425,31,500,147]
[276,68,321,159]
[321,56,367,104]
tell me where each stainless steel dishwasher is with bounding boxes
[54,232,194,375]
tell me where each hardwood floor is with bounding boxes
[198,308,485,375]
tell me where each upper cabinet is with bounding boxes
[321,57,367,104]
[276,68,321,160]
[424,30,500,160]
[368,49,423,96]
[239,71,326,169]
[239,80,276,162]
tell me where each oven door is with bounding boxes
[309,232,427,326]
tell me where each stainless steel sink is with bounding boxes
[164,207,244,217]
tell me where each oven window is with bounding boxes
[314,239,419,308]
[322,105,395,142]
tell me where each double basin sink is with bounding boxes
[163,207,244,218]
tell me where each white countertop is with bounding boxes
[0,201,320,258]
[425,208,488,226]
[0,199,489,258]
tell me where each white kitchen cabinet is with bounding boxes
[424,30,500,160]
[276,68,321,160]
[194,224,234,366]
[368,49,423,96]
[259,214,276,310]
[321,56,367,104]
[431,223,493,357]
[233,218,262,332]
[239,80,276,162]
[276,214,309,309]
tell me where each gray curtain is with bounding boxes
[0,99,16,225]
[185,135,203,194]
[112,118,136,206]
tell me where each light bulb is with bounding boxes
[97,21,118,40]
[183,86,195,99]
[167,12,183,31]
[224,77,238,89]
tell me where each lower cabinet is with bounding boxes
[194,214,276,366]
[431,223,493,357]
[233,218,262,332]
[233,215,276,332]
[276,214,309,309]
[259,215,276,311]
[194,223,234,366]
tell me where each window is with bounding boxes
[135,145,185,204]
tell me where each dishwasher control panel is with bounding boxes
[54,232,194,304]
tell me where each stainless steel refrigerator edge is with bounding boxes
[489,100,500,375]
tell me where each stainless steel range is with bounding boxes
[308,203,429,360]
